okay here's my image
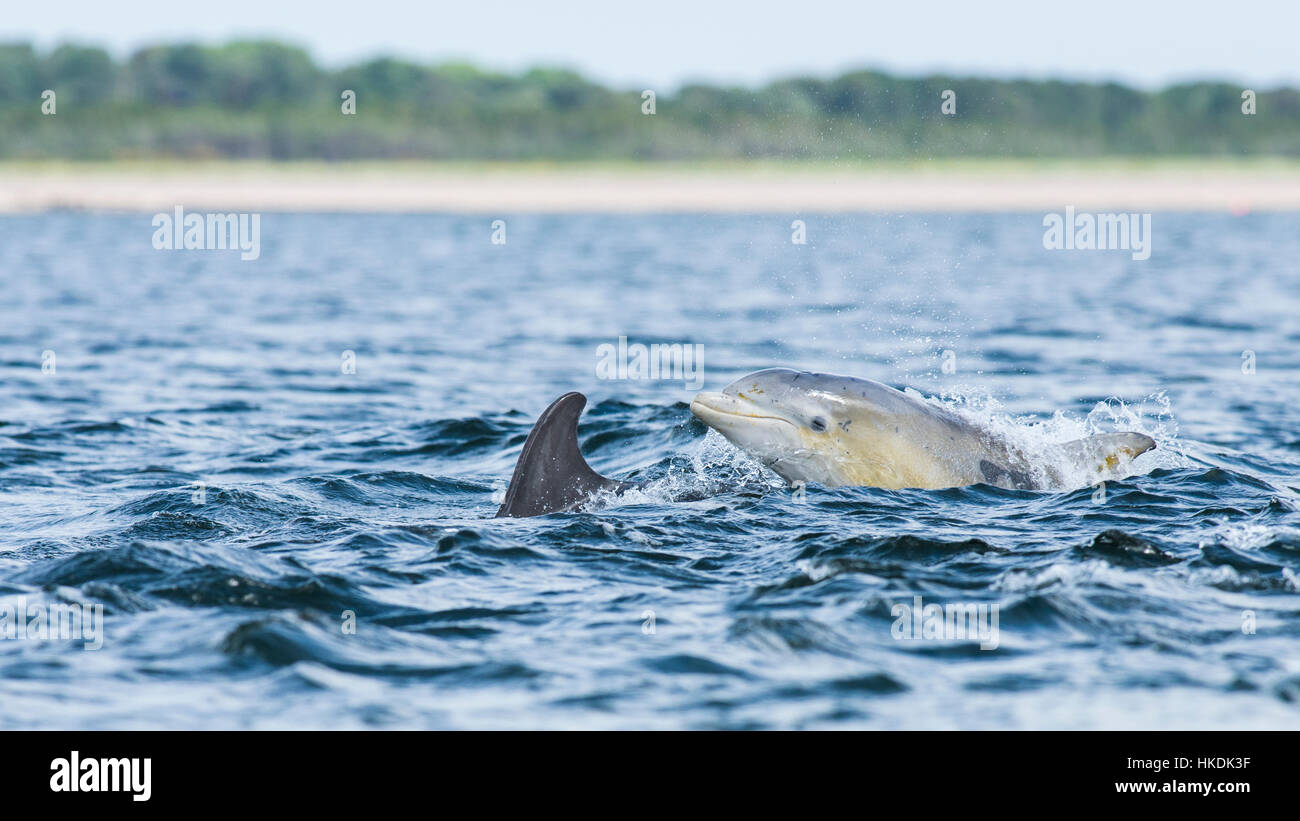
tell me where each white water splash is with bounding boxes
[916,387,1188,490]
[1201,522,1300,552]
[582,429,779,512]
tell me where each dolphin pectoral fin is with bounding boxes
[978,459,1037,490]
[495,392,630,518]
[1058,432,1157,476]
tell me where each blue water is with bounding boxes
[1,212,1298,729]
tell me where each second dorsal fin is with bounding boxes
[495,393,629,518]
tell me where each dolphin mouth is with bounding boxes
[690,392,794,427]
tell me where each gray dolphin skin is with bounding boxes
[690,368,1156,491]
[495,392,632,518]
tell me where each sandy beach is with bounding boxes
[2,160,1298,213]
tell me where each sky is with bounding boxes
[5,0,1298,90]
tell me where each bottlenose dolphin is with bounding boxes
[689,369,1155,491]
[495,369,1155,517]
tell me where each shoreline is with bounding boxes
[2,160,1298,213]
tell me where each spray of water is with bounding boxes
[918,387,1186,490]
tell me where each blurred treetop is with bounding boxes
[2,40,1295,160]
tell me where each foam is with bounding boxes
[919,388,1186,490]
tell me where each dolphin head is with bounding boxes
[690,368,887,485]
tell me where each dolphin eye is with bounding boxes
[810,417,828,432]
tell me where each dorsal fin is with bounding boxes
[1057,432,1156,477]
[495,392,628,518]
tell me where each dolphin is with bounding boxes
[495,369,1156,517]
[689,368,1155,491]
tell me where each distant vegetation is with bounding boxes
[2,40,1298,161]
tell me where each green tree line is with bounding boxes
[2,40,1297,160]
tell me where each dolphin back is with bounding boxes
[495,392,629,518]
